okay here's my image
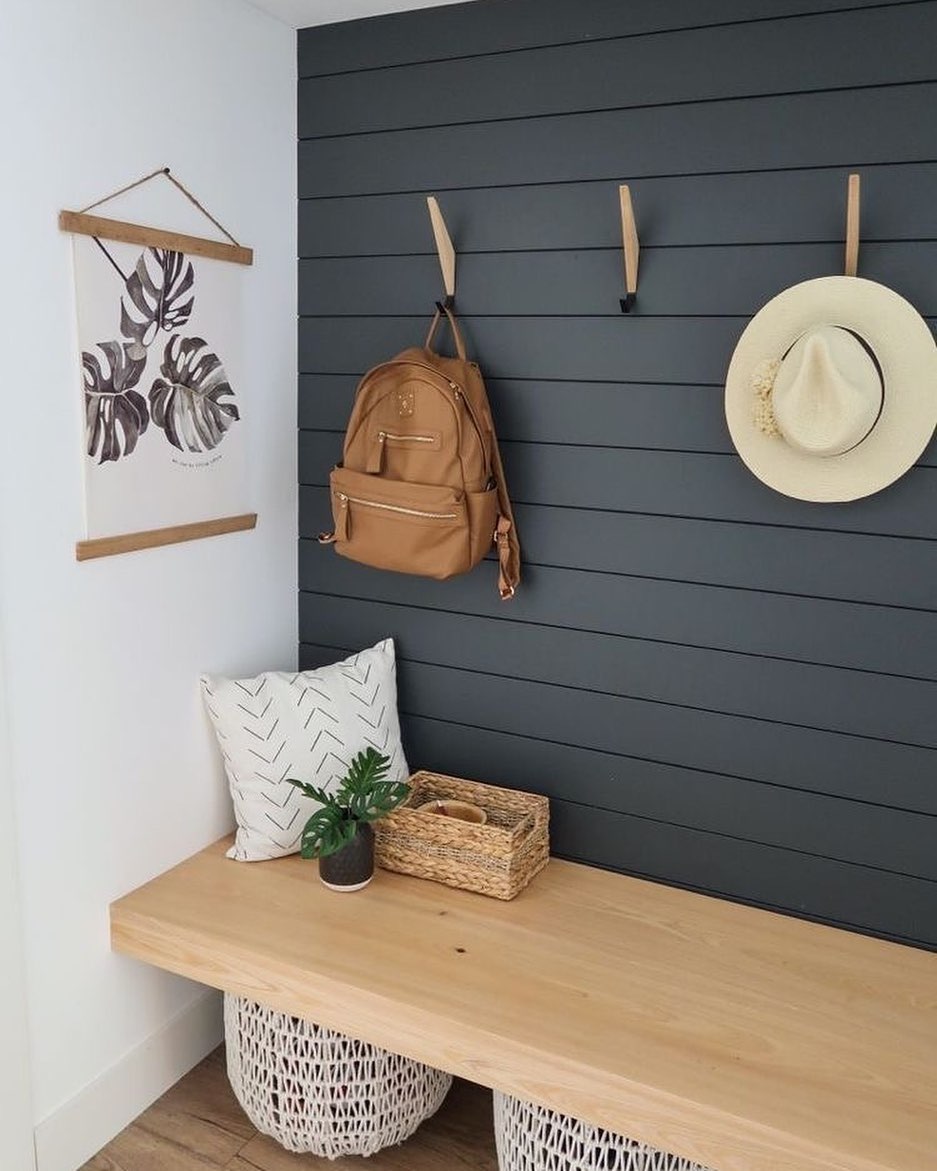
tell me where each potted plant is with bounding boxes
[287,748,410,891]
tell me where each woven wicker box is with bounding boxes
[375,771,549,900]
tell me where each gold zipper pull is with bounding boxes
[335,493,350,541]
[366,431,386,474]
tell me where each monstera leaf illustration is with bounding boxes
[149,336,240,453]
[83,341,149,464]
[120,248,195,358]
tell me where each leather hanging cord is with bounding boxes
[80,166,242,246]
[425,304,467,360]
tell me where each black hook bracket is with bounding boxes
[435,295,455,313]
[619,293,637,314]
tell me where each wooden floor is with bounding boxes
[82,1046,497,1171]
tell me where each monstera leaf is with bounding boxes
[148,336,240,453]
[120,248,195,358]
[83,341,149,464]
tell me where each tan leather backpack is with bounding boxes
[321,305,521,599]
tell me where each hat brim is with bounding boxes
[725,276,937,502]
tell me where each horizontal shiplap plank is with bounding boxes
[299,164,937,256]
[299,430,937,541]
[298,592,937,746]
[298,486,937,610]
[298,314,744,382]
[297,647,937,816]
[549,801,937,950]
[297,0,919,77]
[298,315,745,382]
[300,5,937,138]
[397,713,937,881]
[299,313,937,389]
[298,375,937,469]
[299,542,937,678]
[299,84,937,197]
[299,375,735,451]
[296,313,744,381]
[299,242,937,318]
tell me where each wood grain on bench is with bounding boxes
[110,838,937,1171]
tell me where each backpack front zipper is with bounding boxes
[369,429,439,471]
[378,431,435,444]
[336,492,457,520]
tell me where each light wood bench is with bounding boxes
[111,837,937,1171]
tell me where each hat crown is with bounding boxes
[771,326,882,457]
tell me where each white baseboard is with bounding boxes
[34,989,223,1171]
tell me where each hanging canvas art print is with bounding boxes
[61,168,256,560]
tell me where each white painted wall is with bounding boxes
[0,665,36,1171]
[0,2,297,1168]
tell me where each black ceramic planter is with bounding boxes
[318,822,375,892]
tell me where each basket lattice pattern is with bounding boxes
[494,1092,712,1171]
[224,995,452,1157]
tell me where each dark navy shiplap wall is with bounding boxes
[297,0,937,950]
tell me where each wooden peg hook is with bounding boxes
[427,195,456,308]
[618,185,640,312]
[844,173,861,277]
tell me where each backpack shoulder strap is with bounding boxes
[427,303,521,599]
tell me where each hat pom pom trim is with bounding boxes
[751,358,781,438]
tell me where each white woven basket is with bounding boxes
[224,995,452,1157]
[494,1092,712,1171]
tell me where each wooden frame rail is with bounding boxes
[58,210,253,266]
[76,513,257,561]
[110,838,937,1171]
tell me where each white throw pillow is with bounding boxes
[201,639,408,861]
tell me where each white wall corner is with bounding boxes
[33,990,223,1171]
[0,679,36,1171]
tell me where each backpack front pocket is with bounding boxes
[329,467,471,579]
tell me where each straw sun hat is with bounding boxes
[724,276,937,501]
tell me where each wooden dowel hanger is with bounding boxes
[618,185,640,313]
[844,173,861,277]
[427,195,456,310]
[59,166,253,266]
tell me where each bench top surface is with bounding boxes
[111,838,937,1171]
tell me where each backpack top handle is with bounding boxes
[425,302,467,361]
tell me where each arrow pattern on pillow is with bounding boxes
[225,678,306,851]
[344,657,403,774]
[201,643,407,861]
